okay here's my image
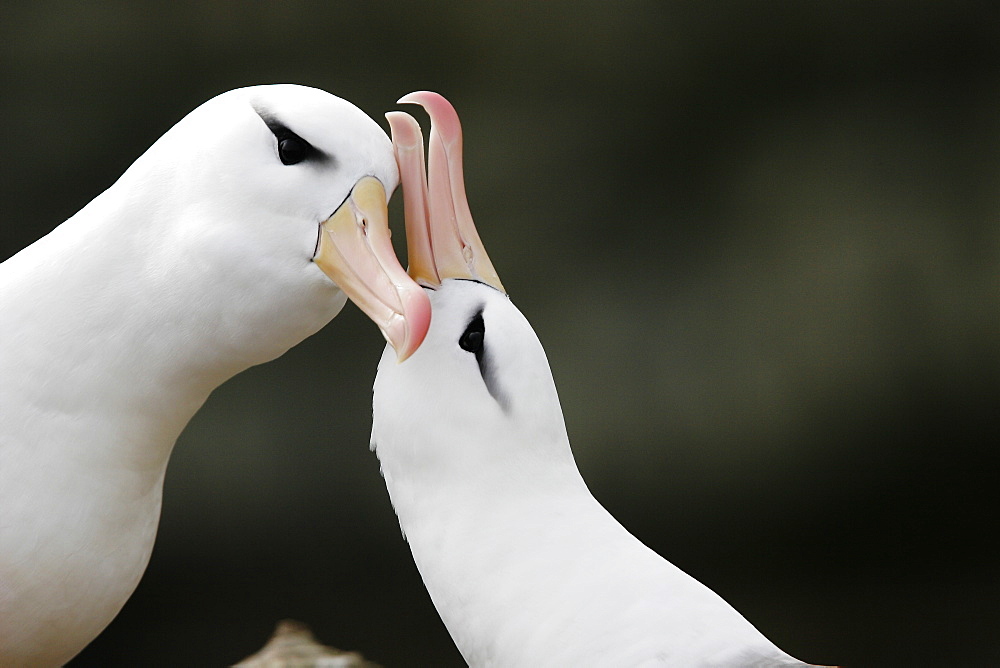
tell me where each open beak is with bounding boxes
[386,92,505,294]
[314,176,431,362]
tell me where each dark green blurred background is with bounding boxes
[2,1,997,665]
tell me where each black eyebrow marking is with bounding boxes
[481,337,510,413]
[251,104,333,165]
[465,309,509,412]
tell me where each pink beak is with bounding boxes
[386,92,505,295]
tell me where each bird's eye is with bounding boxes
[278,135,312,165]
[459,313,485,354]
[254,109,327,166]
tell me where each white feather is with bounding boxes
[0,84,398,666]
[372,279,823,667]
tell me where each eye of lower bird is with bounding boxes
[459,313,485,354]
[277,135,313,165]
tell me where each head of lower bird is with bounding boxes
[372,279,573,491]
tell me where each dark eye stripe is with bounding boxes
[459,309,508,411]
[251,105,333,166]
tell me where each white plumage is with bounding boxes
[370,92,832,667]
[0,84,429,666]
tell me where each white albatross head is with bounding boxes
[102,83,430,364]
[373,279,571,487]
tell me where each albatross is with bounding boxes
[370,92,834,667]
[0,84,430,666]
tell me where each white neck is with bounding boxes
[381,443,800,667]
[381,439,610,665]
[0,182,341,664]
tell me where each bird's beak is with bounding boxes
[314,176,431,362]
[387,92,505,293]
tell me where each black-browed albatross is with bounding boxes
[370,92,836,667]
[0,84,430,666]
